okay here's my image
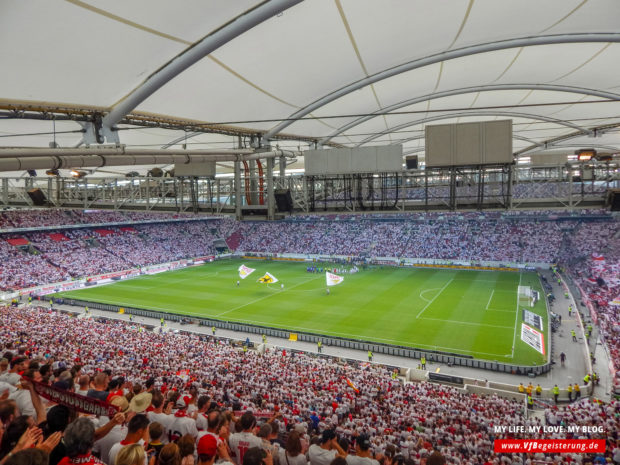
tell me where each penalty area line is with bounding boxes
[416,278,453,318]
[485,290,495,310]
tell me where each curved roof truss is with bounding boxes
[101,0,303,131]
[515,121,620,155]
[319,84,620,145]
[264,33,620,140]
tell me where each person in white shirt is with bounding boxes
[168,401,199,443]
[345,435,379,465]
[279,431,308,465]
[612,440,620,465]
[75,375,91,396]
[195,396,213,432]
[228,412,263,465]
[308,430,346,465]
[108,414,150,465]
[93,421,126,465]
[147,391,174,444]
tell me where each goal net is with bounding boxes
[518,285,534,307]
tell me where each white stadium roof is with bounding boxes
[1,0,620,175]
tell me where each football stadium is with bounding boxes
[1,2,620,464]
[56,260,547,366]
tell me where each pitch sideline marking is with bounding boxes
[485,290,495,310]
[416,278,454,318]
[419,317,513,330]
[510,272,522,358]
[215,275,322,318]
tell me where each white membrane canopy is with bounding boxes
[1,0,620,174]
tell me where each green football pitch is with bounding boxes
[56,259,548,365]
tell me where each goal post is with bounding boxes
[518,285,534,308]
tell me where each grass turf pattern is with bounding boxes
[57,259,548,365]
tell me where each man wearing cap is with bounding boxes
[308,429,347,465]
[229,412,263,465]
[198,434,233,465]
[346,435,379,465]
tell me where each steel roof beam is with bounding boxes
[102,0,303,132]
[264,33,620,140]
[319,84,620,145]
[515,121,620,155]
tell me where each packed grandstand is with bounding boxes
[4,0,620,462]
[0,208,619,465]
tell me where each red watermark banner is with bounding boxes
[494,440,605,454]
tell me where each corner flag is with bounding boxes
[258,272,278,284]
[326,271,344,287]
[238,264,255,279]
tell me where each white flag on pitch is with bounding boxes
[326,271,344,287]
[238,264,256,279]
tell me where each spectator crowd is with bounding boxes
[0,208,620,464]
[1,305,618,465]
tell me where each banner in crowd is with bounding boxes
[521,323,545,355]
[233,410,273,419]
[326,272,344,287]
[30,379,118,417]
[238,264,256,279]
[345,377,360,393]
[258,272,278,283]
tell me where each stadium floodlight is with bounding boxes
[70,170,87,178]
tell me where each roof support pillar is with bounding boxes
[234,157,242,220]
